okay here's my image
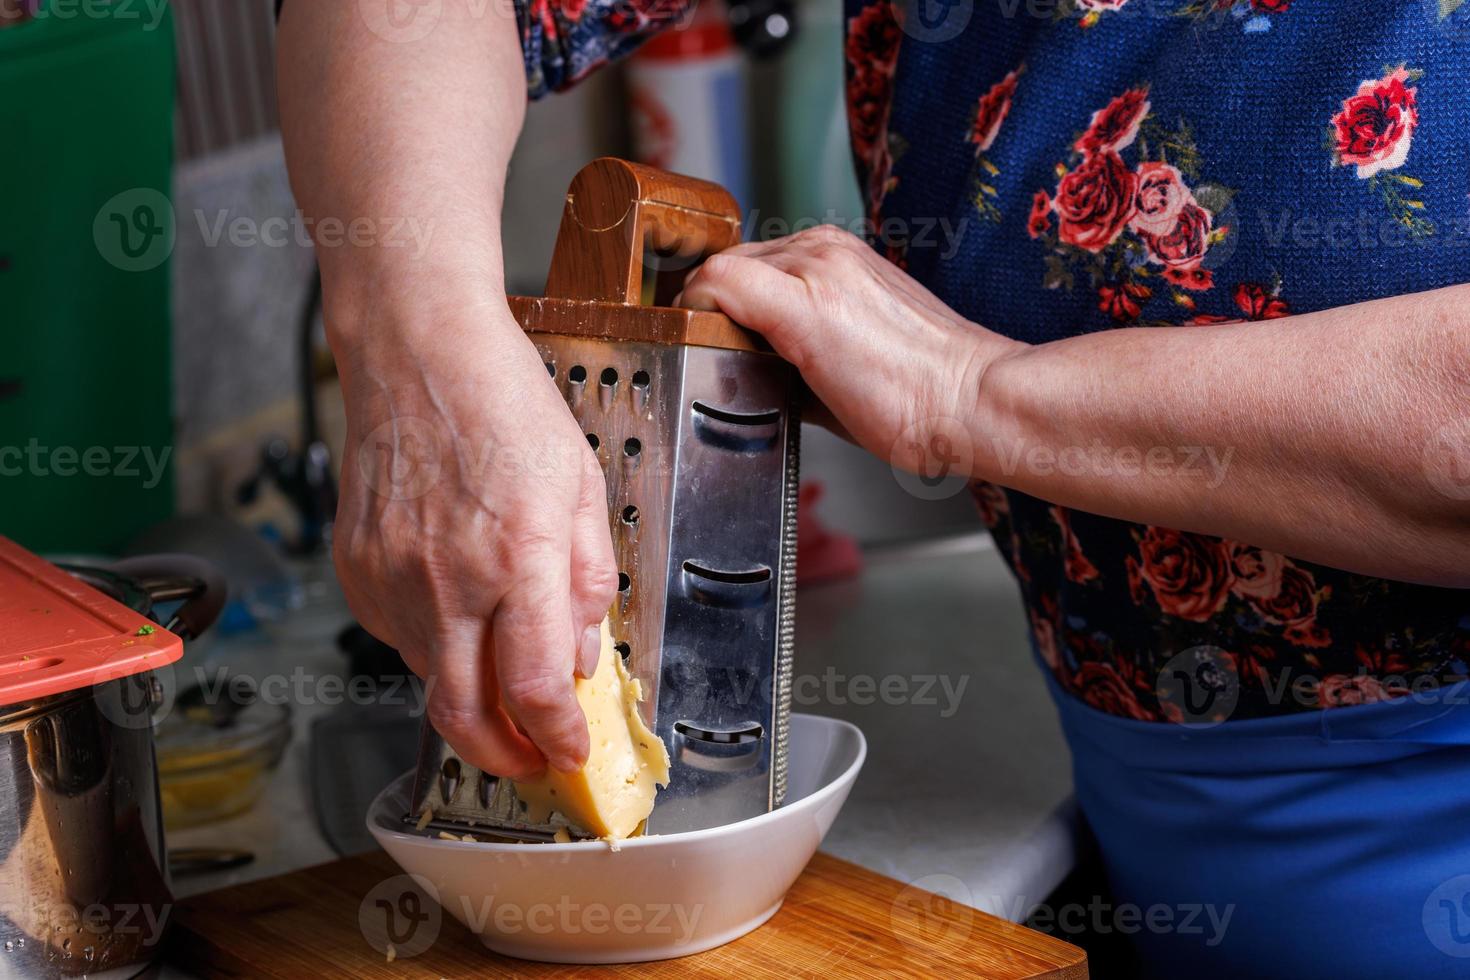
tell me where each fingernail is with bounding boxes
[578,625,602,677]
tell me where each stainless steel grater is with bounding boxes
[407,159,800,840]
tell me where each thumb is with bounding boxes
[569,449,618,677]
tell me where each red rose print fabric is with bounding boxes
[1033,86,1236,321]
[499,0,1470,724]
[845,0,903,223]
[967,67,1022,222]
[1329,65,1434,238]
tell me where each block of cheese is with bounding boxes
[513,619,671,840]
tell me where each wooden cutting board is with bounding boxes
[169,850,1087,979]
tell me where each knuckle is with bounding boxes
[426,695,479,741]
[699,252,736,282]
[578,560,620,604]
[503,672,572,716]
[800,223,850,248]
[497,536,560,583]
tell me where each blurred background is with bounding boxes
[0,0,978,565]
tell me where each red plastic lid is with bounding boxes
[0,536,183,707]
[635,20,734,60]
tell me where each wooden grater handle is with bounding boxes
[544,158,743,306]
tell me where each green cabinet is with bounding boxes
[0,1,176,553]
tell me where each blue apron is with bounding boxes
[1047,671,1470,978]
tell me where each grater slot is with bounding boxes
[681,561,773,608]
[674,720,763,743]
[439,757,462,804]
[673,721,764,772]
[689,402,782,427]
[691,401,782,452]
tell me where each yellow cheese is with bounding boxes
[513,619,670,840]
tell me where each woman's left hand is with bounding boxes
[677,225,1025,472]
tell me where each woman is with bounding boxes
[278,1,1470,974]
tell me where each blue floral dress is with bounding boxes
[514,0,1470,974]
[521,0,1470,725]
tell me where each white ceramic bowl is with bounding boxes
[366,713,866,963]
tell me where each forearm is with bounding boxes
[975,284,1470,586]
[276,0,528,364]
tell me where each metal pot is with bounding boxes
[0,554,224,980]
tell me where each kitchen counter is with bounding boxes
[159,532,1077,975]
[792,533,1078,921]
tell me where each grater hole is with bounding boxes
[600,367,618,387]
[544,361,556,378]
[621,505,640,526]
[623,438,642,458]
[568,365,587,384]
[617,572,631,592]
[631,370,651,390]
[614,641,631,664]
[441,758,461,780]
[586,433,600,451]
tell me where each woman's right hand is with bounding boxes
[332,303,618,778]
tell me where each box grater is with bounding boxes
[408,159,799,839]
